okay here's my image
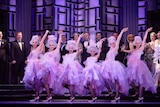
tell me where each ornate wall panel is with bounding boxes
[32,0,53,36]
[8,0,16,38]
[76,0,101,40]
[54,0,78,40]
[100,0,120,38]
[138,0,147,37]
[32,0,102,40]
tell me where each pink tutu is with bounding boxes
[23,59,42,90]
[83,57,105,96]
[37,50,66,95]
[100,48,129,96]
[58,53,85,95]
[101,59,129,96]
[126,50,157,93]
[23,50,44,92]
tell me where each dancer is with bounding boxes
[58,33,84,102]
[153,31,160,87]
[144,32,156,75]
[83,38,106,102]
[100,27,129,102]
[22,30,49,102]
[73,32,83,64]
[29,35,40,52]
[125,27,157,102]
[37,30,64,102]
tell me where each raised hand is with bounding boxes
[79,33,85,38]
[46,30,50,33]
[58,29,63,35]
[100,37,107,42]
[121,44,126,52]
[122,27,128,33]
[146,27,153,33]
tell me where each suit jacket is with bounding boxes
[115,40,125,63]
[96,39,109,61]
[81,40,91,64]
[60,43,69,63]
[0,39,8,62]
[11,40,27,63]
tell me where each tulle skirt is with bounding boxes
[126,59,157,93]
[58,61,85,95]
[100,60,129,96]
[23,59,42,91]
[37,59,66,95]
[83,63,105,96]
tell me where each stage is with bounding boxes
[0,84,160,107]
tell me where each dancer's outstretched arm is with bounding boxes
[76,33,84,54]
[115,27,128,51]
[96,38,106,59]
[36,30,49,52]
[55,30,63,51]
[140,27,153,51]
[121,42,134,53]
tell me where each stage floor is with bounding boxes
[0,84,160,106]
[0,99,160,104]
[0,100,160,107]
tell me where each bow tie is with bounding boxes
[18,41,22,43]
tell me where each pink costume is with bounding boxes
[23,50,42,90]
[100,48,129,96]
[126,49,157,93]
[37,49,66,95]
[83,56,104,96]
[58,52,84,95]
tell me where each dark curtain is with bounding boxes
[120,0,138,43]
[16,0,32,55]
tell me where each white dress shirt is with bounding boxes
[18,41,23,50]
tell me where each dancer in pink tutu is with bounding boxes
[83,38,106,102]
[58,33,84,102]
[100,27,129,102]
[22,30,49,102]
[37,30,64,102]
[29,35,39,52]
[124,27,157,102]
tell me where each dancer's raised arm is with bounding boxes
[76,33,84,54]
[36,30,49,52]
[140,27,153,51]
[95,38,106,59]
[115,27,128,51]
[55,30,63,51]
[121,42,134,53]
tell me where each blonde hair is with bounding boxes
[65,40,77,50]
[108,36,116,47]
[133,36,142,46]
[29,35,40,45]
[150,32,156,37]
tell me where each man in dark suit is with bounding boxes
[0,31,8,84]
[60,35,68,63]
[96,32,109,62]
[81,32,91,67]
[11,32,27,84]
